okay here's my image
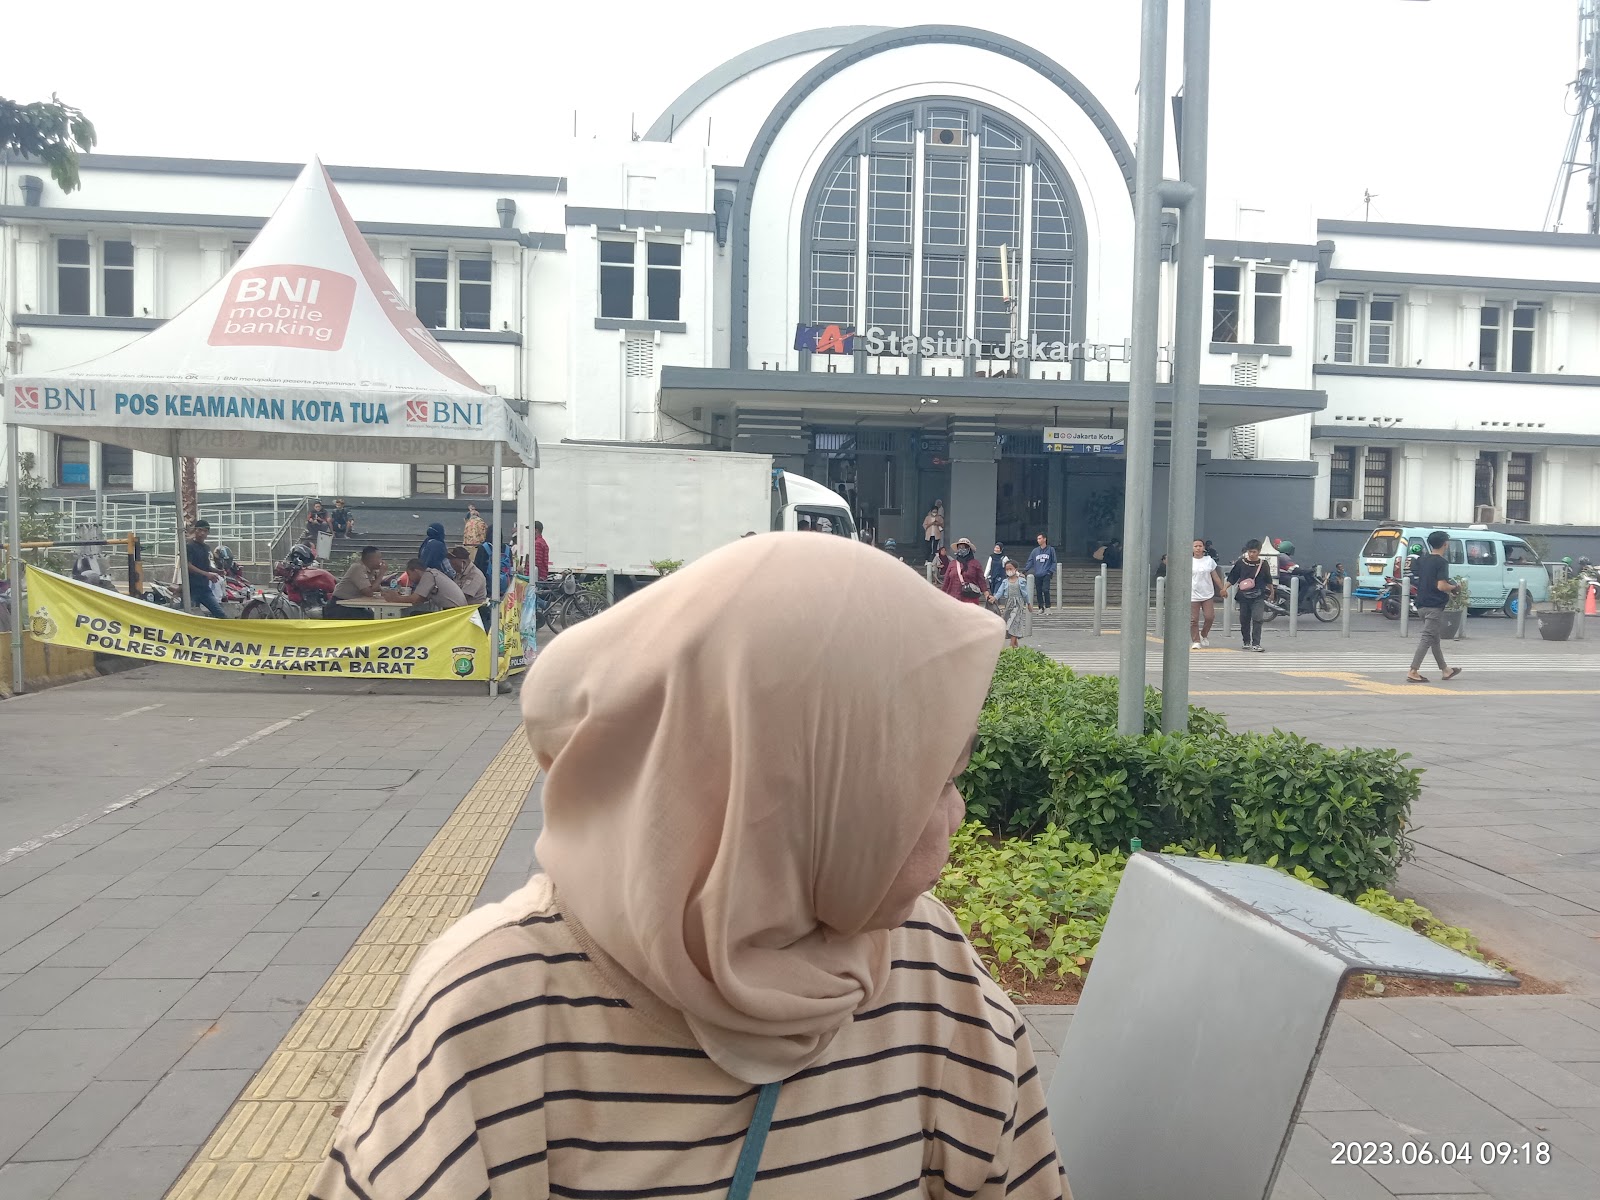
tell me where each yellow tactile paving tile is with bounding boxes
[164,731,537,1200]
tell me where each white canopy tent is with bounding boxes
[3,159,537,694]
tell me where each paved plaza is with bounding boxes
[0,618,1597,1198]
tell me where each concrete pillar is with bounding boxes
[1310,446,1333,521]
[1399,443,1427,523]
[1550,296,1573,373]
[1540,448,1568,524]
[1404,290,1430,367]
[197,235,231,288]
[131,230,162,318]
[16,228,45,315]
[1451,446,1479,524]
[491,242,519,334]
[1047,454,1066,550]
[947,417,998,553]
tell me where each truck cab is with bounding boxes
[771,471,858,539]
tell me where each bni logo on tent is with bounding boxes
[208,265,356,351]
[13,386,40,410]
[404,400,430,423]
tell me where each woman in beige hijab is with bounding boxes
[309,534,1068,1200]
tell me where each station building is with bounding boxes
[5,24,1600,563]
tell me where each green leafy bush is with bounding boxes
[938,824,1488,985]
[958,648,1419,896]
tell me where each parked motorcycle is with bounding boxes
[211,546,260,607]
[1377,574,1419,621]
[141,579,180,608]
[1261,564,1341,623]
[241,546,337,620]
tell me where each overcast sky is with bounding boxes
[8,0,1585,230]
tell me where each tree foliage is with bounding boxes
[0,94,98,193]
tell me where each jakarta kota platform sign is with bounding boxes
[1044,427,1125,455]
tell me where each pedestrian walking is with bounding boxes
[943,538,990,605]
[462,504,487,550]
[1025,532,1058,609]
[185,519,227,619]
[1408,530,1464,684]
[1226,539,1275,652]
[922,501,945,558]
[1189,539,1224,649]
[996,558,1033,648]
[308,534,1067,1200]
[984,542,1007,594]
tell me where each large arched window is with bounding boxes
[803,101,1080,366]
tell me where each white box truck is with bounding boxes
[530,443,857,579]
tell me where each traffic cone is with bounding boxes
[1587,582,1598,617]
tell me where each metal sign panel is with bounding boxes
[1044,427,1126,455]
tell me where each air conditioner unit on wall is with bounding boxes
[1330,498,1356,520]
[928,126,968,148]
[1475,505,1500,523]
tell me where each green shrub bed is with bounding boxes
[957,648,1419,898]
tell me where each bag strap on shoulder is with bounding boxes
[726,1081,782,1200]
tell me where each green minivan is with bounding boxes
[1356,525,1551,615]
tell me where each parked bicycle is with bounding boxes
[535,571,605,634]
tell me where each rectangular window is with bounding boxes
[1511,304,1537,373]
[102,240,134,317]
[457,467,491,499]
[414,254,449,329]
[868,156,913,243]
[921,257,965,338]
[977,160,1022,250]
[1329,445,1356,500]
[866,253,910,336]
[1475,451,1497,509]
[1478,306,1501,371]
[1253,272,1283,345]
[1211,265,1241,343]
[57,436,91,487]
[599,240,635,320]
[411,465,448,496]
[1367,296,1397,365]
[103,444,133,489]
[457,254,492,331]
[1465,538,1497,566]
[1506,451,1532,521]
[922,157,968,248]
[646,242,682,322]
[810,251,855,325]
[1333,295,1359,363]
[1362,448,1392,520]
[57,238,92,316]
[1029,259,1070,344]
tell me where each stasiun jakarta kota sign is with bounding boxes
[794,323,1169,362]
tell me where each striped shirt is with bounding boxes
[309,876,1068,1200]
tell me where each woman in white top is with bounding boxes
[1190,539,1225,648]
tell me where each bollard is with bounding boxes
[1340,576,1352,639]
[1399,572,1410,639]
[606,570,615,607]
[1055,562,1063,610]
[1221,588,1233,638]
[1577,587,1588,641]
[1154,576,1165,633]
[1517,578,1528,639]
[1455,598,1466,642]
[1093,573,1105,636]
[1288,575,1300,638]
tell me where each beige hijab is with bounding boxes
[522,532,1001,1083]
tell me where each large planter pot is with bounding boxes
[1538,610,1576,642]
[1442,609,1465,640]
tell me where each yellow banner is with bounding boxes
[22,566,497,681]
[497,573,531,677]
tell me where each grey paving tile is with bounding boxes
[183,845,257,870]
[199,873,303,905]
[355,846,426,871]
[167,973,260,1020]
[0,1091,74,1161]
[147,868,231,896]
[270,926,363,967]
[0,965,99,1015]
[1300,1073,1371,1113]
[252,899,324,932]
[41,924,152,968]
[0,1160,80,1200]
[33,977,192,1029]
[1386,1000,1520,1047]
[53,1144,196,1200]
[1319,1018,1416,1068]
[304,893,385,928]
[1265,1165,1323,1200]
[292,811,377,832]
[1347,1003,1456,1057]
[1453,1156,1600,1200]
[97,893,195,927]
[1324,1063,1524,1137]
[97,931,235,979]
[316,849,370,873]
[234,849,330,876]
[100,1018,214,1079]
[1527,1115,1600,1172]
[229,964,333,1012]
[1283,1122,1394,1200]
[290,872,351,900]
[332,868,408,896]
[1463,1045,1600,1108]
[212,932,292,973]
[95,870,174,900]
[14,1078,157,1161]
[216,825,281,847]
[176,1009,298,1071]
[1465,1004,1600,1063]
[1302,1108,1483,1196]
[1416,1051,1566,1120]
[104,1066,254,1149]
[266,829,356,853]
[0,1027,142,1093]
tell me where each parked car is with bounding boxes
[1355,525,1550,616]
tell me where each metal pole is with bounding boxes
[170,444,192,613]
[489,443,503,697]
[1517,577,1528,639]
[1160,0,1211,731]
[1221,586,1232,638]
[1340,576,1352,638]
[1093,573,1105,635]
[1288,574,1300,638]
[1577,585,1588,640]
[1399,570,1410,639]
[91,439,105,526]
[1054,561,1062,609]
[1117,0,1171,736]
[8,424,25,695]
[1154,575,1165,636]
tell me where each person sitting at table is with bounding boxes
[448,544,492,628]
[387,558,467,615]
[326,546,384,619]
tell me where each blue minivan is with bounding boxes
[1356,525,1551,615]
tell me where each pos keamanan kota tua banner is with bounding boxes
[22,568,498,681]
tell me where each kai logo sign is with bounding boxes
[793,323,856,355]
[209,264,356,351]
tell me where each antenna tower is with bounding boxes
[1546,0,1600,232]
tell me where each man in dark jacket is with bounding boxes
[1025,533,1058,609]
[419,522,457,579]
